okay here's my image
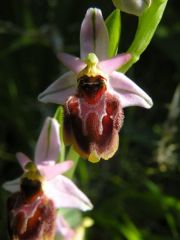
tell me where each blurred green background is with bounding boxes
[0,0,180,239]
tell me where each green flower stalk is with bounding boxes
[120,0,168,73]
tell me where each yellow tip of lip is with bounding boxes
[88,152,100,163]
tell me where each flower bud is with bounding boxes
[112,0,152,16]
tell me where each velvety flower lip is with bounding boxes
[3,117,93,211]
[38,8,153,110]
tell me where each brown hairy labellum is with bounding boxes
[63,75,124,162]
[7,178,56,240]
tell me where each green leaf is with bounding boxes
[120,215,143,240]
[106,9,121,57]
[120,0,168,73]
[54,106,64,128]
[54,106,65,162]
[65,146,80,179]
[165,213,179,239]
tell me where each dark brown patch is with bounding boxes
[78,75,107,104]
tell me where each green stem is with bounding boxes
[65,147,80,179]
[120,0,168,73]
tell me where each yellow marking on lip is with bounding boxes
[78,53,107,78]
[23,162,43,182]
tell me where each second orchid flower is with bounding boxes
[38,8,153,163]
[3,117,93,240]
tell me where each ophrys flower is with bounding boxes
[3,117,93,240]
[38,8,153,163]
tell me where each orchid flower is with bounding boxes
[38,8,153,163]
[3,117,93,240]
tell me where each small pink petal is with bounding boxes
[38,71,77,104]
[2,177,21,193]
[35,117,61,165]
[44,175,93,211]
[38,161,73,180]
[56,216,75,240]
[110,71,153,108]
[98,53,131,74]
[80,8,109,60]
[58,53,86,74]
[16,152,31,170]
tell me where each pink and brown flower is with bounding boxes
[38,8,153,162]
[3,117,93,240]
